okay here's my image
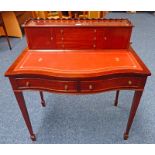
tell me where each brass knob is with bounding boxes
[128,80,132,85]
[26,81,30,87]
[64,84,68,90]
[89,84,93,90]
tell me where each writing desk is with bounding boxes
[5,18,151,141]
[5,46,151,141]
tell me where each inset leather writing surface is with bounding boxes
[14,49,142,77]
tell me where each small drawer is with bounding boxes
[15,78,77,93]
[80,77,146,93]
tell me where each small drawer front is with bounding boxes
[80,77,145,92]
[15,78,77,93]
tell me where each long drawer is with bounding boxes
[14,76,146,93]
[15,78,77,93]
[80,77,146,93]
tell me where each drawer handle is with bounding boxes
[94,29,96,33]
[89,84,93,90]
[26,81,30,87]
[60,29,64,33]
[128,80,132,85]
[64,84,68,90]
[93,44,96,48]
[51,37,53,40]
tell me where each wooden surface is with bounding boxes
[0,11,22,38]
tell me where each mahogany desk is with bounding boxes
[5,18,151,141]
[5,47,151,141]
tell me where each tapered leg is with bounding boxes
[114,90,120,106]
[124,90,143,140]
[14,91,36,141]
[39,91,46,107]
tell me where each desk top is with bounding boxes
[5,47,151,78]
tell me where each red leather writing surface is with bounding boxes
[14,49,142,77]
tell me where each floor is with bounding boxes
[0,12,155,144]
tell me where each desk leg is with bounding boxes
[124,90,143,140]
[114,90,120,106]
[14,91,36,141]
[39,91,46,107]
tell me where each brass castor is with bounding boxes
[30,134,36,141]
[123,133,129,140]
[41,100,46,107]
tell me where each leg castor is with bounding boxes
[30,134,36,141]
[123,133,129,140]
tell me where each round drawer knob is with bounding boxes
[89,84,93,90]
[104,37,107,40]
[26,81,30,87]
[128,80,132,85]
[64,84,68,90]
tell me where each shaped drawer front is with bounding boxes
[80,77,145,93]
[15,78,77,93]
